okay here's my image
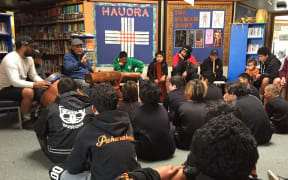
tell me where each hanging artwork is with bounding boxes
[187,30,195,48]
[212,11,225,28]
[174,30,187,48]
[213,29,223,47]
[195,30,204,48]
[199,12,211,28]
[205,29,213,47]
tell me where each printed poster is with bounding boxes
[174,30,187,48]
[187,30,195,48]
[205,29,213,47]
[195,30,204,48]
[199,12,211,28]
[212,11,225,28]
[213,29,223,47]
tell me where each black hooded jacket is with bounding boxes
[200,57,224,81]
[66,110,140,180]
[34,91,93,154]
[260,54,281,80]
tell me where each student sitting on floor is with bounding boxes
[34,77,93,163]
[224,80,273,145]
[201,72,223,101]
[118,80,141,121]
[238,73,260,99]
[49,82,140,180]
[245,59,259,79]
[163,75,187,124]
[132,80,175,161]
[264,84,288,133]
[174,79,207,150]
[118,102,259,180]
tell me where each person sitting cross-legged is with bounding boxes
[224,80,273,145]
[132,80,176,161]
[34,77,94,163]
[264,84,288,133]
[49,82,140,180]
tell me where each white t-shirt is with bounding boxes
[0,51,43,90]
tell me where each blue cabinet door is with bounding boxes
[228,24,248,81]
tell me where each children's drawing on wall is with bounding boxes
[213,30,223,47]
[212,11,225,28]
[175,30,187,48]
[196,30,204,48]
[199,12,211,28]
[188,30,195,48]
[205,29,213,47]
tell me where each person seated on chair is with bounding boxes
[239,73,260,99]
[174,79,207,150]
[0,35,51,121]
[200,49,226,83]
[49,82,140,180]
[201,72,223,101]
[172,46,198,82]
[62,38,93,95]
[132,80,175,161]
[147,51,168,102]
[118,102,259,180]
[253,47,281,96]
[31,48,47,79]
[163,75,187,124]
[264,84,288,133]
[224,80,273,145]
[34,77,93,163]
[113,51,144,74]
[118,80,141,121]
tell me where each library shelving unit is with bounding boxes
[228,23,266,81]
[0,13,13,61]
[14,0,95,74]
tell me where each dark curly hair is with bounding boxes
[191,113,258,180]
[257,47,271,56]
[122,81,138,103]
[91,82,119,113]
[204,100,242,123]
[57,77,77,95]
[225,80,249,97]
[139,80,161,105]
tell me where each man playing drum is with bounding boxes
[0,36,50,121]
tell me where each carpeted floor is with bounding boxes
[0,111,287,180]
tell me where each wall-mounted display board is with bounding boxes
[92,0,158,66]
[166,1,233,66]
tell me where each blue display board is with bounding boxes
[173,9,225,62]
[94,2,157,66]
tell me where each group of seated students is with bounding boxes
[1,35,288,180]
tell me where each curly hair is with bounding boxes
[225,80,249,97]
[91,82,119,113]
[122,81,138,103]
[185,79,207,101]
[191,113,258,180]
[257,47,271,56]
[139,80,161,105]
[204,100,242,123]
[57,77,77,95]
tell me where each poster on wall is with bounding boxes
[205,29,213,47]
[173,9,225,62]
[94,2,157,65]
[199,12,211,28]
[212,11,225,28]
[175,30,187,48]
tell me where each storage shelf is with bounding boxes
[248,37,263,39]
[0,32,10,36]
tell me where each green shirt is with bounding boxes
[113,57,144,73]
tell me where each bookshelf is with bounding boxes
[14,0,95,74]
[0,13,13,61]
[228,23,266,81]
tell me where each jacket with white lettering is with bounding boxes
[34,91,93,156]
[65,110,140,180]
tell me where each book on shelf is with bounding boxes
[247,43,261,54]
[0,22,8,33]
[248,26,264,38]
[0,40,9,53]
